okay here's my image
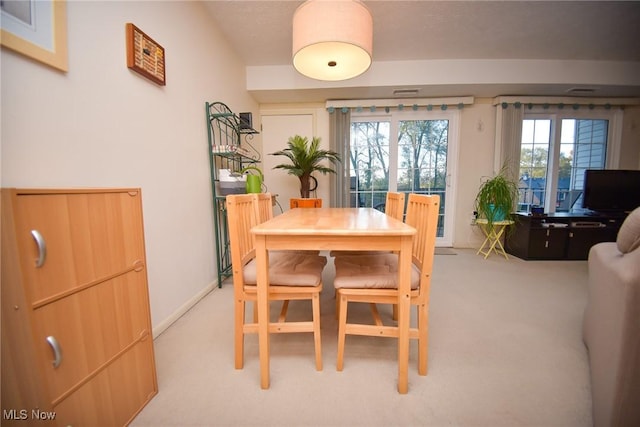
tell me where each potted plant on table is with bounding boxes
[474,166,519,229]
[270,135,341,198]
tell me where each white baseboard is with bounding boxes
[152,282,217,338]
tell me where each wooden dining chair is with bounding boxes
[333,193,440,375]
[384,192,406,320]
[384,191,406,221]
[256,192,275,223]
[226,194,326,371]
[290,198,322,208]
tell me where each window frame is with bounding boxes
[521,107,624,213]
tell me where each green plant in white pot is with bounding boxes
[270,135,341,198]
[474,166,519,228]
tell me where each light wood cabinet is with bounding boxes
[1,188,157,426]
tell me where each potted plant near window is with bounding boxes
[270,135,341,198]
[474,166,519,228]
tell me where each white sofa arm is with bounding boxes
[582,206,640,427]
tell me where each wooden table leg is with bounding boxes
[397,236,413,394]
[255,236,270,389]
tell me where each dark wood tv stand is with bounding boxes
[505,211,627,260]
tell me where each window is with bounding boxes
[350,120,391,209]
[519,112,613,213]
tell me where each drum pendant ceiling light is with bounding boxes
[292,0,373,81]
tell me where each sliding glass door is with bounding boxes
[350,109,459,246]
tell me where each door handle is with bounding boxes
[46,336,62,368]
[31,230,47,268]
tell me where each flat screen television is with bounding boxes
[582,169,640,212]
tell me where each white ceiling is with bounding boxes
[202,1,640,103]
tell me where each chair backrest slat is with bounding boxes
[404,194,440,297]
[226,194,259,277]
[256,193,274,223]
[385,192,405,221]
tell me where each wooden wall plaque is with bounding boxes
[126,23,166,86]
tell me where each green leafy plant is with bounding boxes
[270,135,341,198]
[474,166,519,228]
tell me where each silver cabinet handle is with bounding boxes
[31,230,47,268]
[46,336,62,368]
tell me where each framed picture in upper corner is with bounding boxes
[126,23,166,86]
[0,0,68,72]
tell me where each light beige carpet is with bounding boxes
[131,249,592,427]
[435,247,457,255]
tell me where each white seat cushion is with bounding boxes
[243,252,326,287]
[334,253,420,290]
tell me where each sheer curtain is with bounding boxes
[494,104,524,183]
[329,108,351,207]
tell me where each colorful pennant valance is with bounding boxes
[326,96,475,114]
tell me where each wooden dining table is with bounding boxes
[251,207,417,393]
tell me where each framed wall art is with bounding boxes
[126,23,166,86]
[0,0,68,71]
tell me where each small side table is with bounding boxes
[475,219,514,259]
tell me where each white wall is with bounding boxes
[1,1,258,335]
[453,100,498,247]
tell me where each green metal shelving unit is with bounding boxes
[206,101,258,287]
